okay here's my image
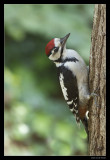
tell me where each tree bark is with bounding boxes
[88,4,106,156]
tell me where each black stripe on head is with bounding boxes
[48,47,60,57]
[47,47,58,57]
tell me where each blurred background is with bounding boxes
[4,4,94,156]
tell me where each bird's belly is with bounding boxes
[78,83,90,106]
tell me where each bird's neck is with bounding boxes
[54,49,80,68]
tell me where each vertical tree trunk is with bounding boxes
[89,4,106,156]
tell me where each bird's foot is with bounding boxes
[90,92,99,107]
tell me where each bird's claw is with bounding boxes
[90,92,99,107]
[90,92,99,97]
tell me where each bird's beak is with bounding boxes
[60,33,70,48]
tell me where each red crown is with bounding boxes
[45,39,54,56]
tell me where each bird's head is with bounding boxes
[45,33,70,62]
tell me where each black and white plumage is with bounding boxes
[45,33,92,133]
[57,60,80,123]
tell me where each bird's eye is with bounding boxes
[54,47,59,53]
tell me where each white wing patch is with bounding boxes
[59,73,68,101]
[70,107,78,113]
[73,102,77,108]
[67,100,73,105]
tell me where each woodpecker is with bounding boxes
[45,33,95,134]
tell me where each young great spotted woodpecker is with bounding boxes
[45,33,96,135]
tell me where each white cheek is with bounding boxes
[49,51,61,61]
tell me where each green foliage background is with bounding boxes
[4,4,94,156]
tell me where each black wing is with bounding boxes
[57,65,80,123]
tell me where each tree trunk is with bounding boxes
[88,4,106,156]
